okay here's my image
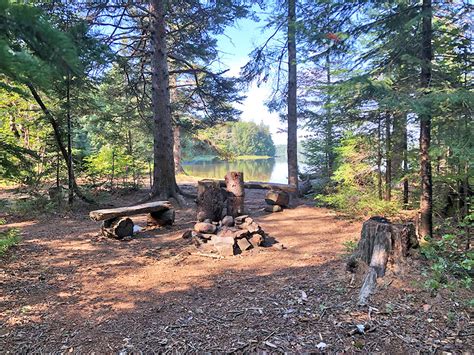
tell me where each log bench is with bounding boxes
[89,201,174,239]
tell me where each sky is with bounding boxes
[215,14,290,144]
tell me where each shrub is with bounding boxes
[421,233,473,292]
[0,228,21,256]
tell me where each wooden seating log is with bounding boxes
[89,201,172,221]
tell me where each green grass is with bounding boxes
[0,228,21,256]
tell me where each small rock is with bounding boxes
[272,243,285,250]
[249,234,264,247]
[265,190,289,207]
[217,227,236,239]
[237,238,252,251]
[212,236,235,256]
[264,205,283,213]
[194,222,217,234]
[203,219,212,224]
[233,229,249,239]
[221,215,234,227]
[245,221,261,233]
[316,342,327,350]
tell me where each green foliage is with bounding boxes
[84,145,142,186]
[421,233,473,292]
[195,121,275,160]
[0,228,20,256]
[316,133,401,217]
[342,240,357,254]
[9,195,57,216]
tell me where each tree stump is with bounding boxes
[350,216,418,305]
[101,217,134,239]
[225,171,245,217]
[197,179,224,222]
[147,209,175,226]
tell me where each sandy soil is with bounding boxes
[0,186,472,353]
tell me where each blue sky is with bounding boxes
[215,14,290,144]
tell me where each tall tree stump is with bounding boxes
[197,179,224,222]
[225,171,245,217]
[349,216,418,305]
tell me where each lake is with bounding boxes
[183,157,305,183]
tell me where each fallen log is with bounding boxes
[349,216,418,305]
[90,201,172,221]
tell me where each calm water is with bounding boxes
[183,157,301,183]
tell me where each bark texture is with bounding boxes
[101,217,134,239]
[350,217,418,305]
[225,171,245,217]
[196,179,224,222]
[419,0,433,239]
[287,0,298,189]
[385,114,392,201]
[150,0,177,199]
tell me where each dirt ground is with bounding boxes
[0,184,472,353]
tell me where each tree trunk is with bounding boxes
[385,114,392,201]
[287,0,298,190]
[26,83,94,204]
[150,0,177,199]
[196,179,224,222]
[402,113,409,207]
[66,72,74,205]
[111,148,115,188]
[56,149,60,188]
[325,50,334,178]
[419,0,433,239]
[377,118,383,200]
[225,171,245,217]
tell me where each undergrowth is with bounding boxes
[420,215,473,294]
[0,228,21,256]
[316,187,401,217]
[8,195,58,216]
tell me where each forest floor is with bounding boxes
[0,182,472,353]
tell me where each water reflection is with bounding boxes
[183,158,290,183]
